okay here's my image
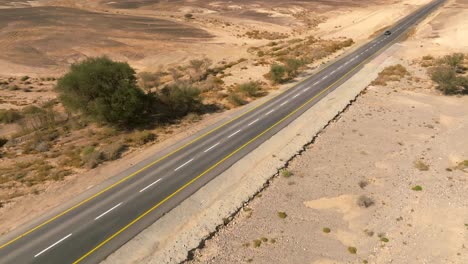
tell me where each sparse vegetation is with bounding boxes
[348,246,357,254]
[281,169,292,178]
[371,64,409,86]
[277,211,288,219]
[237,82,261,97]
[358,180,369,189]
[429,53,468,95]
[322,227,331,233]
[380,237,389,243]
[126,130,156,146]
[253,239,262,248]
[270,64,287,84]
[412,185,423,191]
[357,195,374,208]
[414,160,429,171]
[227,94,247,106]
[0,109,22,124]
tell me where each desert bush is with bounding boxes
[237,82,260,97]
[126,130,156,146]
[348,247,357,254]
[414,160,429,171]
[200,75,223,92]
[159,82,202,117]
[285,58,305,77]
[357,195,374,208]
[56,56,149,127]
[227,94,247,106]
[430,66,468,95]
[138,72,160,92]
[412,185,423,191]
[439,53,465,71]
[422,55,434,60]
[371,64,408,86]
[0,137,8,148]
[277,211,287,219]
[0,109,22,124]
[184,13,193,19]
[81,147,103,169]
[19,105,58,131]
[188,58,212,82]
[270,64,287,84]
[101,141,126,160]
[281,169,292,178]
[21,76,30,81]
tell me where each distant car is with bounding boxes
[384,30,392,36]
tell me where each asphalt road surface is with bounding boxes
[0,0,446,263]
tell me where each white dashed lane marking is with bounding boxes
[228,129,242,138]
[95,203,123,220]
[34,234,72,258]
[139,179,162,193]
[174,158,194,171]
[248,118,260,126]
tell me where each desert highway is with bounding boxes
[0,0,445,263]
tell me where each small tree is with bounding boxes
[430,66,460,95]
[55,57,148,126]
[159,82,202,118]
[270,64,286,84]
[285,58,304,78]
[440,53,464,71]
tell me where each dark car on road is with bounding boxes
[384,30,392,35]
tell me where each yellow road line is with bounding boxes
[0,43,334,251]
[73,27,407,263]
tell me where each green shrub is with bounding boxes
[285,58,305,77]
[323,227,331,233]
[237,82,260,97]
[277,211,287,219]
[281,169,292,178]
[55,57,149,127]
[0,109,22,124]
[439,53,464,70]
[159,82,202,118]
[21,76,30,81]
[270,64,286,84]
[348,247,357,254]
[430,66,467,95]
[412,185,423,191]
[227,94,247,106]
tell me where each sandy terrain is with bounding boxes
[187,1,468,263]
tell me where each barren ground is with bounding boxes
[187,0,468,263]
